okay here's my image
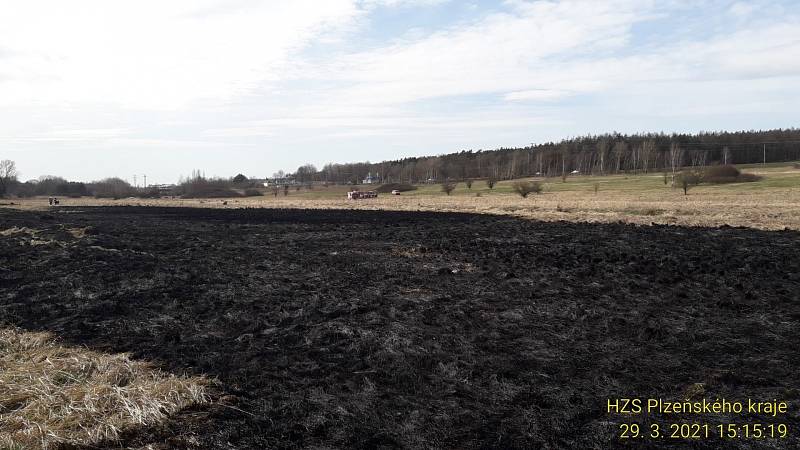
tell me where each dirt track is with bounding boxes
[1,206,799,449]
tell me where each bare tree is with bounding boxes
[631,144,640,174]
[536,149,544,175]
[669,143,684,187]
[0,160,18,197]
[640,140,655,173]
[441,181,456,196]
[486,177,496,189]
[465,179,473,189]
[678,171,700,195]
[596,139,609,174]
[91,177,134,199]
[613,141,628,173]
[689,149,708,167]
[559,144,570,178]
[295,164,317,183]
[722,146,732,165]
[680,176,691,195]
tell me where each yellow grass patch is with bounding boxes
[0,328,208,449]
[0,227,40,237]
[66,227,89,239]
[0,227,54,246]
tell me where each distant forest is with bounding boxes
[298,128,800,184]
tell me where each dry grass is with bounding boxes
[5,165,800,230]
[0,328,208,449]
[8,188,799,230]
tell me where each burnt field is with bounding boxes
[1,206,799,449]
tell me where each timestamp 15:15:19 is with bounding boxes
[619,423,789,439]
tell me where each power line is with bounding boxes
[668,140,800,147]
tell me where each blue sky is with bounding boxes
[1,0,799,183]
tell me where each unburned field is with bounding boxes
[8,163,800,231]
[1,206,799,449]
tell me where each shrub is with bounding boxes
[702,165,761,184]
[28,178,89,197]
[137,188,162,199]
[512,181,542,198]
[465,179,473,189]
[177,174,244,198]
[375,183,417,193]
[91,178,136,199]
[441,181,456,195]
[486,178,496,189]
[704,165,739,179]
[179,181,241,198]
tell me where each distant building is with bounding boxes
[152,184,177,194]
[362,172,381,184]
[265,177,296,186]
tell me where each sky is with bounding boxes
[1,0,799,184]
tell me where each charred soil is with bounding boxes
[1,207,799,449]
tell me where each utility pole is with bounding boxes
[529,143,534,175]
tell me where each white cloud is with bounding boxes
[2,0,800,182]
[0,0,362,109]
[298,0,649,107]
[729,1,759,17]
[360,0,449,7]
[504,89,572,102]
[199,0,800,154]
[205,113,557,138]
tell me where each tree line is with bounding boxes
[1,128,799,198]
[298,128,800,184]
